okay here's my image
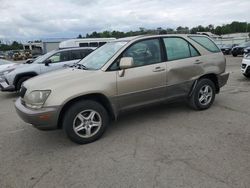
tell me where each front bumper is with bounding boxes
[217,72,229,88]
[15,98,60,130]
[241,58,250,75]
[0,77,15,92]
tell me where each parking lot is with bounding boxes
[0,56,249,188]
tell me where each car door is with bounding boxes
[40,51,71,73]
[163,37,204,98]
[116,38,167,111]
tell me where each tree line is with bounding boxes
[0,41,23,51]
[78,21,250,38]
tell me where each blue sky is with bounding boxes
[0,0,249,41]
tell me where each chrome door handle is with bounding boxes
[153,67,165,72]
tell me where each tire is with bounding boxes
[16,76,31,92]
[188,79,216,110]
[232,53,237,57]
[63,100,109,144]
[243,73,250,78]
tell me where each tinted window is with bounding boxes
[99,42,106,47]
[79,43,89,47]
[70,49,93,60]
[189,36,220,53]
[80,49,93,59]
[48,51,70,63]
[89,42,98,47]
[70,50,82,60]
[123,39,161,67]
[163,37,199,61]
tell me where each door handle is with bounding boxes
[194,60,203,64]
[153,66,165,72]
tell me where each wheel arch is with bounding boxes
[57,93,117,129]
[14,72,38,88]
[189,73,220,97]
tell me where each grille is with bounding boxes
[242,64,246,69]
[19,87,27,98]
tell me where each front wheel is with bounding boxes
[243,73,250,78]
[232,53,237,57]
[63,100,109,144]
[188,79,216,110]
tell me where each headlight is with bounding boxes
[3,68,15,75]
[244,54,250,59]
[25,90,51,109]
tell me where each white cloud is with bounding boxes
[0,0,249,40]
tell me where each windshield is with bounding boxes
[78,41,127,70]
[32,50,57,64]
[239,42,250,48]
[0,59,12,65]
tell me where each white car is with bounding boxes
[0,59,17,76]
[0,47,94,92]
[241,53,250,78]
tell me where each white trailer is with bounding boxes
[59,38,116,49]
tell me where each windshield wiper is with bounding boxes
[71,63,88,70]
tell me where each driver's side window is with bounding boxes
[123,39,161,67]
[47,51,69,64]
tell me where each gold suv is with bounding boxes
[15,35,229,144]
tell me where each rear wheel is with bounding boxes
[63,100,109,144]
[188,79,216,110]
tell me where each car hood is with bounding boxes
[232,46,244,50]
[24,68,103,91]
[0,63,17,73]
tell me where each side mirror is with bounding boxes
[44,59,52,66]
[25,59,34,64]
[119,57,134,70]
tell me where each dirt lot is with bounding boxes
[0,56,249,188]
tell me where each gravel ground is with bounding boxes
[0,56,249,188]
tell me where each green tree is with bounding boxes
[77,34,83,38]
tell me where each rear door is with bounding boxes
[163,37,204,97]
[116,38,167,110]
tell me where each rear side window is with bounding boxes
[71,50,82,60]
[89,42,98,47]
[79,43,89,47]
[70,49,93,60]
[163,37,200,61]
[79,49,93,58]
[189,36,220,53]
[99,42,106,47]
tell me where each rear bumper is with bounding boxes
[217,72,229,88]
[15,98,60,130]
